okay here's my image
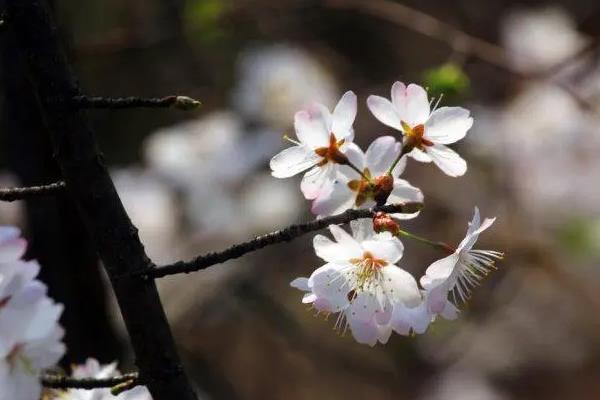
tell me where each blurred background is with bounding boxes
[2,0,600,399]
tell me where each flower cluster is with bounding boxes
[0,227,65,399]
[271,82,503,345]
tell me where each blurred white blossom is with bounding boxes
[233,45,338,128]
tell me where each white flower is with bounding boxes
[420,207,503,314]
[367,82,473,177]
[311,136,423,217]
[290,219,422,346]
[60,358,152,400]
[390,290,458,336]
[270,91,357,199]
[0,227,65,400]
[232,44,338,129]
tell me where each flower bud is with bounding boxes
[373,212,400,235]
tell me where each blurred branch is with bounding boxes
[41,372,139,390]
[141,203,423,279]
[328,0,600,113]
[73,95,201,111]
[0,181,65,202]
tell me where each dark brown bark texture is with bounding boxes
[1,0,197,398]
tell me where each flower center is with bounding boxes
[314,133,348,166]
[401,121,433,150]
[349,251,387,290]
[348,171,394,206]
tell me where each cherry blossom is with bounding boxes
[57,358,152,400]
[311,136,423,218]
[420,207,503,314]
[0,227,65,400]
[270,91,357,199]
[290,219,422,346]
[367,82,473,177]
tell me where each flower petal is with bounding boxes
[388,179,423,204]
[328,225,363,258]
[408,147,432,163]
[331,91,357,139]
[426,143,467,177]
[391,301,432,335]
[270,146,319,178]
[295,106,329,148]
[300,163,336,199]
[350,218,376,242]
[290,277,310,291]
[311,178,355,217]
[425,107,473,144]
[381,265,421,307]
[362,237,404,265]
[349,292,380,322]
[313,234,353,264]
[365,136,401,177]
[367,95,401,130]
[348,317,379,347]
[393,83,431,126]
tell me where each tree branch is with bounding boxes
[41,373,139,390]
[4,1,197,399]
[72,95,201,111]
[0,181,65,202]
[144,203,422,279]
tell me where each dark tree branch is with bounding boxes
[144,203,422,279]
[4,1,196,399]
[41,373,139,390]
[72,95,201,111]
[0,181,65,202]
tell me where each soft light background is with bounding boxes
[2,0,600,399]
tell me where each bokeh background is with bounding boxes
[2,0,600,399]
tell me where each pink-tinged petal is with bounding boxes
[426,143,467,177]
[294,109,329,148]
[377,324,393,344]
[0,238,27,263]
[270,146,319,178]
[367,95,401,130]
[390,82,431,126]
[290,277,309,291]
[343,142,367,172]
[300,163,336,199]
[390,81,407,110]
[381,265,421,307]
[362,238,404,265]
[309,103,333,134]
[425,283,452,314]
[331,91,357,139]
[311,179,355,217]
[348,317,379,346]
[308,264,351,312]
[348,292,380,322]
[0,226,21,243]
[408,147,432,163]
[388,179,423,204]
[365,136,401,177]
[425,107,473,144]
[350,219,376,242]
[391,301,432,335]
[440,300,459,320]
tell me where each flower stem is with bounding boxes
[345,160,373,183]
[396,229,455,253]
[387,142,411,176]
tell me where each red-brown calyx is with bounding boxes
[401,121,433,151]
[348,170,394,207]
[314,133,348,166]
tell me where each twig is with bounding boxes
[0,181,65,202]
[144,203,422,279]
[72,95,201,111]
[41,373,139,390]
[5,1,197,399]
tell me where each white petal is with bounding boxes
[390,81,407,110]
[380,265,421,307]
[311,103,334,134]
[391,301,432,335]
[308,264,351,311]
[440,300,459,320]
[313,234,352,264]
[343,142,367,172]
[349,292,380,322]
[0,226,20,243]
[390,210,421,220]
[0,237,27,263]
[362,238,404,265]
[393,83,431,126]
[388,179,423,204]
[302,293,318,304]
[270,146,319,178]
[331,91,357,139]
[348,317,379,347]
[365,136,401,177]
[425,107,473,144]
[290,277,310,291]
[377,324,393,344]
[300,163,336,199]
[420,253,460,289]
[367,95,401,130]
[350,218,376,242]
[294,109,329,148]
[408,147,432,163]
[311,178,355,217]
[426,143,467,177]
[328,225,362,257]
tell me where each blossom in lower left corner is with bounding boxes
[290,219,423,346]
[0,226,65,400]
